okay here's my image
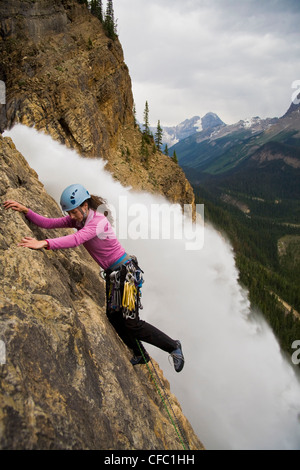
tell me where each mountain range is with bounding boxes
[138,112,224,148]
[169,99,300,195]
[158,113,225,147]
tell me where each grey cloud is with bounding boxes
[115,0,300,125]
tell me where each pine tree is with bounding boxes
[143,101,150,137]
[163,144,169,156]
[91,0,103,22]
[133,103,137,128]
[172,150,178,164]
[155,120,163,151]
[104,0,117,39]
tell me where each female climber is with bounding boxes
[4,184,184,372]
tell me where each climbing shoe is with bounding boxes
[130,352,150,366]
[170,341,184,372]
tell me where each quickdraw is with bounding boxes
[109,270,121,310]
[122,271,137,319]
[106,256,144,319]
[122,259,144,319]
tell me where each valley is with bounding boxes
[170,101,300,364]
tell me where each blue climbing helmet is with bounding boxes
[60,184,91,212]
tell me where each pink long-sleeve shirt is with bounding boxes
[25,209,125,270]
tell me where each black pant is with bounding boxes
[105,265,177,356]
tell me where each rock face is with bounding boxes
[0,0,194,206]
[0,0,201,450]
[0,134,204,450]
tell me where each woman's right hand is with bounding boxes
[3,200,29,214]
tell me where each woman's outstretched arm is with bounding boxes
[3,199,72,250]
[4,200,73,229]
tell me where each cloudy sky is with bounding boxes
[113,0,300,127]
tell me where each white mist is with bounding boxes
[4,124,300,450]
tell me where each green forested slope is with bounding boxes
[194,184,300,364]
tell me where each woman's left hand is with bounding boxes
[18,237,48,250]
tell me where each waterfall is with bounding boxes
[5,124,300,450]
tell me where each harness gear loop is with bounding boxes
[106,256,144,318]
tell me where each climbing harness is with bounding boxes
[136,340,190,451]
[105,255,144,319]
[109,270,121,310]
